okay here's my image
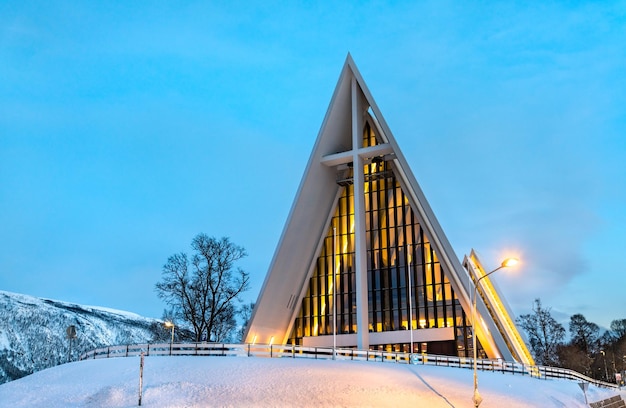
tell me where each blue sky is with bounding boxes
[1,1,625,329]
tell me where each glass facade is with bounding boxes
[289,184,356,340]
[288,121,480,357]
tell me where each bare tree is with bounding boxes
[517,298,565,366]
[237,302,255,342]
[211,302,237,342]
[610,319,626,340]
[155,234,250,342]
[569,313,600,355]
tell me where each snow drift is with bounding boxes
[1,355,624,407]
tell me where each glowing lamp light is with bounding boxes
[163,321,175,355]
[471,255,521,407]
[500,258,519,268]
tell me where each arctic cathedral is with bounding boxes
[244,55,533,365]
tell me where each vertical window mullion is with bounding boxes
[401,187,411,330]
[420,227,429,326]
[392,177,403,331]
[383,173,392,330]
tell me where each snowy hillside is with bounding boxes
[1,355,624,407]
[0,290,166,384]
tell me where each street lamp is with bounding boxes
[332,227,337,360]
[472,257,519,407]
[622,356,626,386]
[164,321,175,355]
[407,260,414,354]
[601,350,609,381]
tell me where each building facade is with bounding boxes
[244,55,533,364]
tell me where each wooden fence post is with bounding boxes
[138,352,144,406]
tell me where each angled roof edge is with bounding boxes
[246,54,481,348]
[244,55,356,341]
[464,250,534,364]
[345,55,472,312]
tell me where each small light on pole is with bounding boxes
[601,350,609,381]
[66,325,77,363]
[622,355,626,386]
[164,321,175,355]
[472,257,519,407]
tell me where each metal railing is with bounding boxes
[79,342,620,390]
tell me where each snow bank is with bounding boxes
[1,356,624,407]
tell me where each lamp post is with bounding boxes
[601,350,609,381]
[472,257,519,407]
[164,321,175,355]
[622,356,626,386]
[332,227,337,360]
[408,261,414,354]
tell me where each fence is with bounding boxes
[79,342,620,390]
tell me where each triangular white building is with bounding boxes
[244,55,533,364]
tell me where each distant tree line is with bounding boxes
[517,298,626,383]
[155,233,253,343]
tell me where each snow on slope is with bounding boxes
[0,290,166,384]
[0,356,624,408]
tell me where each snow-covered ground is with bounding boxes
[0,355,623,407]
